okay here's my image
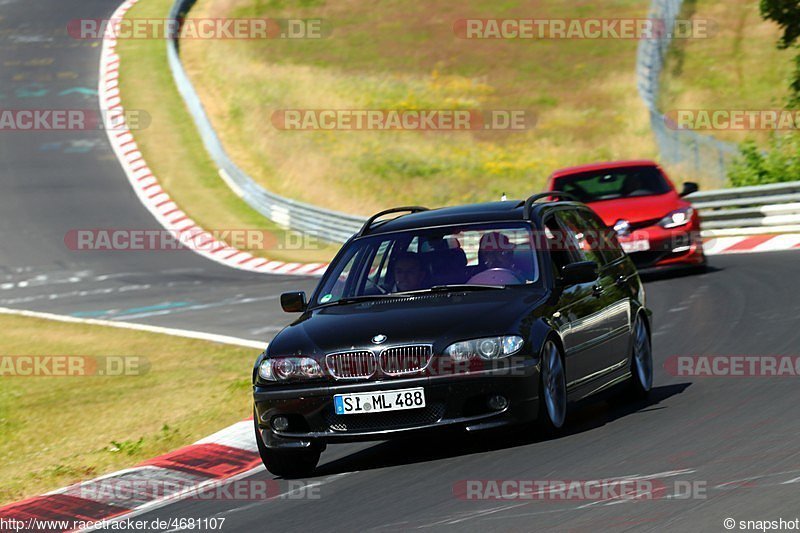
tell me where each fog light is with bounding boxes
[488,395,508,411]
[272,416,290,432]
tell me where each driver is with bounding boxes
[478,232,515,271]
[392,253,428,292]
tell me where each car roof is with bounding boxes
[363,200,586,236]
[550,159,659,179]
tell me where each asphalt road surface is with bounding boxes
[2,0,799,532]
[0,0,317,342]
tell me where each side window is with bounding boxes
[554,210,605,266]
[317,249,360,304]
[366,240,395,288]
[579,209,625,263]
[543,215,582,273]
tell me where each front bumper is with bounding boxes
[254,360,540,448]
[621,226,705,270]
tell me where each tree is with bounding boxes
[760,0,800,105]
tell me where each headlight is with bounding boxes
[258,357,323,381]
[445,336,524,361]
[658,207,693,229]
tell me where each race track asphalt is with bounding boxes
[0,0,317,342]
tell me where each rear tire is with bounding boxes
[537,339,567,434]
[253,413,320,478]
[626,314,653,399]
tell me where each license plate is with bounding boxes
[621,239,650,253]
[334,387,425,415]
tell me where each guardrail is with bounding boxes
[167,0,365,243]
[688,181,800,232]
[167,0,793,241]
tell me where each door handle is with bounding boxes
[615,275,626,286]
[592,284,604,297]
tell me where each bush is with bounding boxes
[728,132,800,187]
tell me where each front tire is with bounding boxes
[538,339,567,433]
[253,414,320,478]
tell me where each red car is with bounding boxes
[545,160,706,271]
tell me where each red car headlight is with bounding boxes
[658,207,694,229]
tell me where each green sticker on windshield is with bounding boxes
[320,294,332,303]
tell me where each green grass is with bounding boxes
[115,0,339,263]
[181,0,659,213]
[0,314,260,505]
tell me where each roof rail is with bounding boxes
[358,206,429,236]
[521,192,578,219]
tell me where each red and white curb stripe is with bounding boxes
[98,0,328,277]
[0,420,261,532]
[703,233,800,255]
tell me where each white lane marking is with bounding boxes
[0,306,265,348]
[111,295,277,320]
[668,305,689,313]
[249,325,285,335]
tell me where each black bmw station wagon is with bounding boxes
[253,193,653,476]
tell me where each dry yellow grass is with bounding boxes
[0,314,260,505]
[182,0,659,214]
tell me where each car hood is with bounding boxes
[268,289,549,357]
[587,191,684,225]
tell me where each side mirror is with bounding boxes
[680,181,699,197]
[560,261,598,286]
[280,291,307,313]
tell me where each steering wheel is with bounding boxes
[467,268,524,285]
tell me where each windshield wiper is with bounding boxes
[314,294,397,308]
[315,285,506,308]
[393,284,506,296]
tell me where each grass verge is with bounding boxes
[0,313,259,505]
[115,0,339,263]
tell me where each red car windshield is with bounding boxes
[552,166,671,203]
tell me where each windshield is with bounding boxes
[313,223,540,306]
[552,165,671,203]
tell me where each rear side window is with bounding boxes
[576,209,626,264]
[553,210,605,266]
